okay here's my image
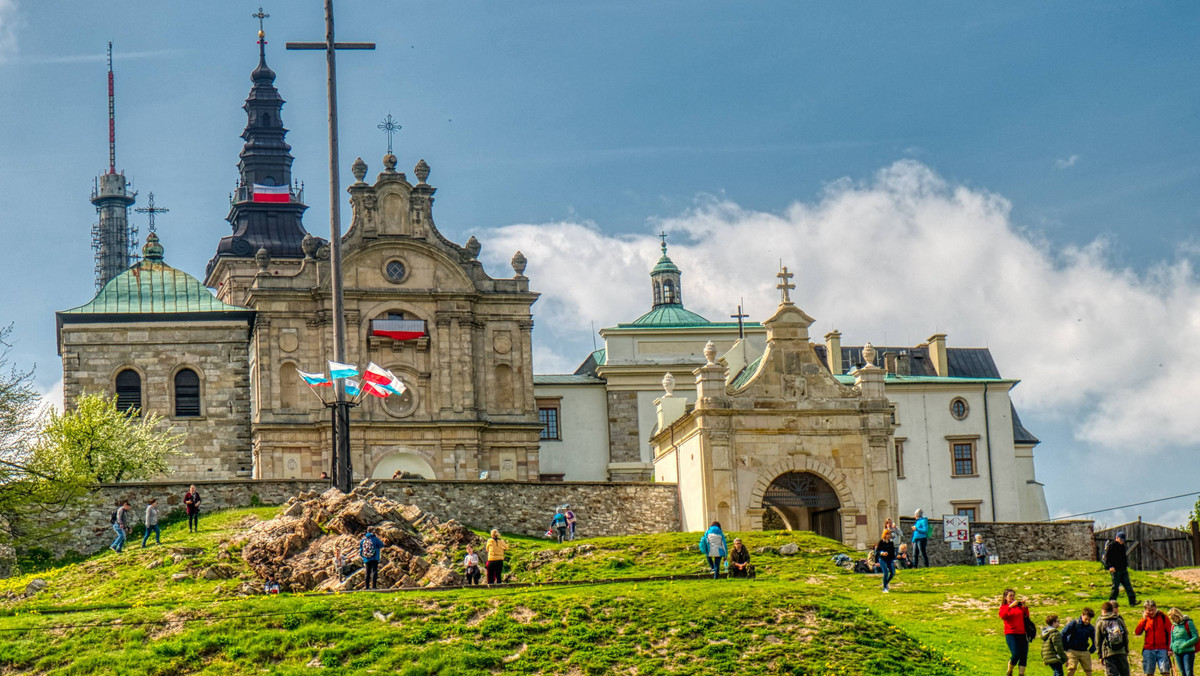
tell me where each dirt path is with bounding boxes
[1167,567,1200,589]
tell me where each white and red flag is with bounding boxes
[252,184,290,203]
[362,380,390,398]
[371,319,425,341]
[363,362,394,386]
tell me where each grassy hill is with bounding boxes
[0,508,1196,675]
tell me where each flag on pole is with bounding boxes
[328,361,359,380]
[362,380,390,398]
[363,362,393,385]
[298,370,332,387]
[343,379,362,397]
[384,374,407,396]
[371,318,426,341]
[252,184,290,203]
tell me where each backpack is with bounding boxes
[1024,616,1037,642]
[110,509,119,524]
[1101,619,1126,652]
[361,537,377,560]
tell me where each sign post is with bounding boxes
[944,514,969,552]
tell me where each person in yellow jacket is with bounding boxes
[485,529,508,584]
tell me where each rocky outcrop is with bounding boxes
[240,481,479,592]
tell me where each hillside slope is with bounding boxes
[0,508,1195,675]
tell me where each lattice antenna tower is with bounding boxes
[90,41,138,289]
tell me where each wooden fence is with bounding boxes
[1093,519,1199,571]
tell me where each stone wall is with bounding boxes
[23,479,679,558]
[606,390,641,474]
[898,517,1095,565]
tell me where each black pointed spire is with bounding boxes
[207,13,317,280]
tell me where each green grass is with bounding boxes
[0,508,1195,675]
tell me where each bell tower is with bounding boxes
[650,233,683,307]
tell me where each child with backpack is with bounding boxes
[698,521,727,580]
[973,533,990,566]
[1169,607,1197,676]
[359,527,383,590]
[1096,601,1131,676]
[1041,614,1067,676]
[550,508,569,544]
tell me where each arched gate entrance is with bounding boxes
[761,471,842,541]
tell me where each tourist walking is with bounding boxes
[1169,607,1197,676]
[1000,588,1033,676]
[728,538,753,579]
[184,485,202,533]
[1096,601,1132,676]
[550,508,569,544]
[1103,531,1138,607]
[141,498,161,547]
[109,501,132,553]
[332,545,346,583]
[360,527,383,590]
[1134,600,1172,676]
[463,545,482,585]
[973,533,990,566]
[485,530,508,584]
[564,505,577,541]
[698,521,728,579]
[884,517,903,545]
[1061,607,1097,676]
[911,508,930,568]
[1043,614,1068,676]
[875,530,896,593]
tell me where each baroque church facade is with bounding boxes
[56,31,1048,544]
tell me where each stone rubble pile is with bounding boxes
[240,481,479,592]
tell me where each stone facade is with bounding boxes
[26,479,679,558]
[897,517,1095,565]
[59,320,253,478]
[606,390,641,470]
[651,290,899,551]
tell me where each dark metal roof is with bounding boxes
[573,349,606,376]
[813,344,1002,378]
[533,374,606,386]
[1011,405,1040,445]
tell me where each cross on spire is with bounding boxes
[659,231,667,254]
[135,192,169,234]
[377,113,401,155]
[776,265,795,304]
[253,7,270,41]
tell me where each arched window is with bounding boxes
[174,368,201,417]
[261,112,271,127]
[279,363,301,412]
[653,282,662,305]
[663,280,676,304]
[115,369,141,414]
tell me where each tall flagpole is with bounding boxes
[287,1,375,493]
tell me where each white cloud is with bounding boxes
[1055,154,1080,169]
[485,160,1200,456]
[38,376,62,415]
[0,0,18,62]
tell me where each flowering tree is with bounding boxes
[34,393,183,484]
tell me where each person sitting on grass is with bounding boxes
[264,577,280,594]
[728,538,753,579]
[896,543,913,570]
[698,521,727,580]
[1042,614,1068,676]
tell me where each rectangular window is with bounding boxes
[538,404,560,441]
[895,439,906,479]
[951,501,983,523]
[956,506,977,521]
[951,441,976,476]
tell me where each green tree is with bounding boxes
[34,392,184,484]
[0,324,41,478]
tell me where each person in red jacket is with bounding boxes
[1000,588,1034,676]
[1134,600,1173,676]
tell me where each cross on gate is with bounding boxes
[776,266,795,304]
[135,192,169,233]
[730,302,749,339]
[378,113,401,155]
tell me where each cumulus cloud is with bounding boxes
[484,159,1200,455]
[1055,154,1080,169]
[0,0,18,62]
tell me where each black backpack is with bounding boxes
[1024,616,1037,642]
[110,508,119,524]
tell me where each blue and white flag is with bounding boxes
[343,379,362,397]
[328,361,359,380]
[384,374,407,396]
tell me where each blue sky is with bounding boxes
[1,2,1198,526]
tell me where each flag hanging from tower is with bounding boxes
[252,184,290,203]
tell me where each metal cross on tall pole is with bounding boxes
[286,1,375,493]
[135,193,169,234]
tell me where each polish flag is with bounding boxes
[252,184,290,203]
[363,362,393,386]
[371,319,425,341]
[362,380,390,398]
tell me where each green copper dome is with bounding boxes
[651,252,680,275]
[61,236,250,315]
[628,304,711,327]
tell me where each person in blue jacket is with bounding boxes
[360,527,384,590]
[911,509,930,568]
[698,521,728,579]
